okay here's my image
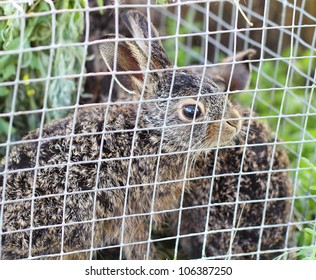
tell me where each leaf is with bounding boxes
[295,248,312,257]
[156,0,169,4]
[81,0,88,8]
[308,129,316,138]
[0,55,12,71]
[0,87,10,97]
[2,64,16,80]
[304,228,316,237]
[24,16,39,42]
[4,37,20,50]
[0,118,17,136]
[300,157,316,172]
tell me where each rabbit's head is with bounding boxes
[98,10,242,153]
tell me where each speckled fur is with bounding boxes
[166,108,292,260]
[0,11,242,260]
[162,47,293,259]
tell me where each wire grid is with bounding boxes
[0,0,315,260]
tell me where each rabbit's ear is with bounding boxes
[0,166,4,187]
[99,34,148,94]
[217,49,256,91]
[121,10,171,69]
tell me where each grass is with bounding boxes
[295,225,316,260]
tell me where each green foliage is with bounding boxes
[239,48,315,159]
[0,0,86,157]
[163,9,203,66]
[296,225,316,260]
[156,0,170,5]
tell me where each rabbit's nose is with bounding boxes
[225,108,242,133]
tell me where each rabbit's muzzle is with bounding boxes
[225,107,242,133]
[207,108,242,146]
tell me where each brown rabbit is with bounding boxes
[0,10,242,260]
[164,50,293,260]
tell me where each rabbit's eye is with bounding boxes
[182,104,202,120]
[178,99,205,122]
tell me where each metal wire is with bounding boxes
[0,0,315,260]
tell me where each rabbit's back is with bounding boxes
[0,104,138,259]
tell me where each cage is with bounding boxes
[0,0,315,260]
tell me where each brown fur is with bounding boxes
[0,11,242,260]
[166,108,292,259]
[161,48,293,260]
[0,10,293,260]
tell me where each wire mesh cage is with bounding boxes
[0,0,315,260]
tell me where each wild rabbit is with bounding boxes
[0,10,243,260]
[164,49,293,260]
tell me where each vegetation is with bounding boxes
[0,0,86,157]
[163,9,202,66]
[0,1,315,259]
[296,225,316,260]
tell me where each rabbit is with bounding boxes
[162,49,293,260]
[0,10,243,260]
